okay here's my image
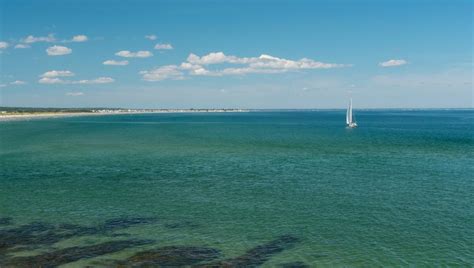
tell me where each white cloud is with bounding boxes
[38,77,65,84]
[103,60,129,66]
[187,52,251,65]
[66,92,84,96]
[145,34,157,40]
[379,59,407,67]
[39,76,114,84]
[141,52,351,81]
[46,45,72,56]
[250,54,348,69]
[14,44,30,49]
[179,62,214,76]
[40,70,75,78]
[154,43,173,50]
[10,80,27,85]
[140,65,184,81]
[115,50,153,58]
[61,35,88,43]
[218,67,286,75]
[71,35,88,42]
[0,84,6,88]
[0,41,9,49]
[74,77,114,84]
[22,34,55,44]
[186,52,348,70]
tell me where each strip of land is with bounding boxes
[0,108,249,121]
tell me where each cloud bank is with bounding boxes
[14,44,30,49]
[103,60,129,66]
[379,59,407,67]
[0,42,9,49]
[22,34,56,44]
[40,70,75,78]
[141,52,351,81]
[10,80,27,85]
[115,50,153,58]
[154,43,173,50]
[46,45,72,56]
[145,35,157,40]
[71,35,88,42]
[39,76,114,84]
[66,92,84,96]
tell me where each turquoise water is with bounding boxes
[0,110,473,267]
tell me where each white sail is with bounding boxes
[346,98,357,128]
[346,98,352,124]
[346,105,350,124]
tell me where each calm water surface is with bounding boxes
[0,110,473,266]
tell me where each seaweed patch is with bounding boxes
[0,217,301,267]
[164,220,200,229]
[4,239,152,267]
[116,246,221,267]
[0,217,158,253]
[0,217,12,226]
[197,235,299,267]
[279,261,310,268]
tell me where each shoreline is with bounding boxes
[0,110,250,122]
[0,112,107,122]
[1,108,471,122]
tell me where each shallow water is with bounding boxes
[1,110,473,266]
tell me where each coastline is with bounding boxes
[0,112,101,121]
[0,109,250,122]
[2,108,470,122]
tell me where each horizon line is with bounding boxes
[1,106,473,111]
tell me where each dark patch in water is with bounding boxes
[0,217,12,226]
[0,222,59,253]
[197,235,299,267]
[1,217,301,267]
[65,216,158,236]
[5,239,152,267]
[0,217,158,253]
[109,232,132,238]
[279,261,310,268]
[164,221,200,229]
[102,217,157,230]
[116,246,221,267]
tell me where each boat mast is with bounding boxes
[348,98,353,124]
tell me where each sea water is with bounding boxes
[0,110,473,266]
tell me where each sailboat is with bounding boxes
[346,98,358,128]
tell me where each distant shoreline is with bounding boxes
[0,109,250,121]
[0,112,107,121]
[1,108,472,122]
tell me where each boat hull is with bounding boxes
[347,122,358,128]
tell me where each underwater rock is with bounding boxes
[4,239,152,267]
[66,216,159,236]
[0,217,12,226]
[101,217,158,231]
[0,222,60,252]
[279,261,310,268]
[118,246,221,267]
[197,235,299,267]
[164,221,200,229]
[0,217,158,252]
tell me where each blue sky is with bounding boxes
[0,0,472,108]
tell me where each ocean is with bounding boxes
[0,110,472,267]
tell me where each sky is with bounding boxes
[0,0,472,109]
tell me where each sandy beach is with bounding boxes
[0,112,106,121]
[0,109,250,121]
